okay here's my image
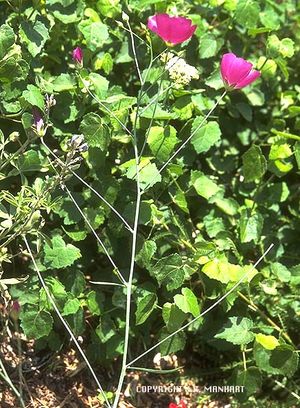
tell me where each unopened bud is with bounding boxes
[122,11,129,22]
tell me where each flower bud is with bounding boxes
[32,107,45,137]
[10,300,21,321]
[72,47,83,66]
[69,134,85,149]
[78,142,88,152]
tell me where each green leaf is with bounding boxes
[136,240,157,268]
[19,17,50,57]
[162,303,187,332]
[190,170,221,200]
[242,145,267,182]
[239,209,264,243]
[80,112,110,151]
[135,292,157,325]
[46,0,84,24]
[191,119,221,154]
[255,333,279,350]
[147,125,178,163]
[52,74,76,92]
[0,24,15,60]
[87,291,104,316]
[294,141,300,170]
[140,104,176,120]
[97,0,121,18]
[235,0,260,28]
[270,262,291,283]
[96,316,116,343]
[88,72,109,99]
[159,327,186,356]
[66,307,85,336]
[62,298,81,316]
[44,236,81,269]
[22,85,44,110]
[45,277,68,304]
[17,149,43,172]
[254,343,298,377]
[215,317,255,345]
[150,254,185,291]
[269,140,293,160]
[199,34,222,59]
[233,367,262,398]
[122,158,161,189]
[174,287,200,318]
[20,307,53,340]
[79,20,109,51]
[201,259,257,284]
[267,35,295,59]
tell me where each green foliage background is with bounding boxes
[0,0,300,406]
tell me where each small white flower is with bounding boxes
[161,52,199,88]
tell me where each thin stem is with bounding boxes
[112,21,145,408]
[126,20,143,85]
[138,56,170,160]
[41,139,133,234]
[142,90,227,192]
[274,379,300,401]
[77,73,133,138]
[113,153,141,408]
[117,22,150,49]
[138,85,173,117]
[90,281,125,287]
[23,236,111,408]
[0,358,25,408]
[127,366,183,374]
[126,243,274,368]
[64,185,127,286]
[237,291,294,345]
[242,347,247,371]
[271,128,300,142]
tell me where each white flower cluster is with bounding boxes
[161,52,199,88]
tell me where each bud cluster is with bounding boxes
[161,52,199,88]
[67,134,88,153]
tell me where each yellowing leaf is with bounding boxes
[256,333,279,350]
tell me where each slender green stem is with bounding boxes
[126,20,143,85]
[271,128,300,142]
[142,90,227,192]
[41,139,133,233]
[126,244,274,368]
[274,379,300,401]
[89,281,125,287]
[64,185,127,286]
[112,20,148,408]
[127,366,183,374]
[23,236,111,408]
[77,73,133,138]
[237,291,294,345]
[138,56,167,159]
[112,149,141,408]
[0,356,26,408]
[0,136,36,172]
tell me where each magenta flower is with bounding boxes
[72,46,83,65]
[32,107,45,136]
[147,14,196,46]
[220,53,261,90]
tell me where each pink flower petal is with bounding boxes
[235,69,261,89]
[225,56,252,86]
[221,53,236,83]
[147,14,196,45]
[147,15,158,33]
